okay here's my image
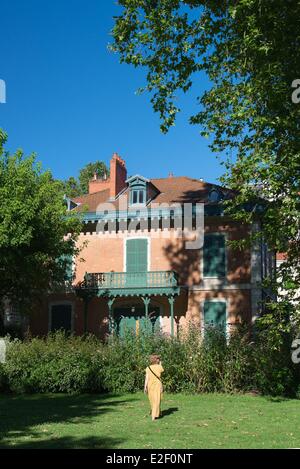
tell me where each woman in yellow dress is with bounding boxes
[144,354,164,421]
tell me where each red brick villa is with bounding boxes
[10,153,273,338]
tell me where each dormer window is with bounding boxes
[208,188,223,203]
[131,188,146,205]
[126,174,149,206]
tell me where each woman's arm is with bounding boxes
[144,371,148,393]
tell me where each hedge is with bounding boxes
[0,323,299,397]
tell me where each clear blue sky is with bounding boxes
[0,0,224,184]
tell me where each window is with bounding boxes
[131,188,146,205]
[126,239,148,272]
[208,189,222,202]
[59,254,73,282]
[126,238,148,286]
[4,303,21,327]
[203,233,226,277]
[203,301,226,333]
[50,304,72,332]
[126,174,149,206]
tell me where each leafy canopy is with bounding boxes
[62,161,109,197]
[112,0,300,315]
[0,130,81,310]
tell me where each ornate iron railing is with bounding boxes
[82,271,179,289]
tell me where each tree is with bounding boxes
[0,130,82,312]
[112,0,300,318]
[62,176,81,199]
[62,161,109,197]
[78,161,109,195]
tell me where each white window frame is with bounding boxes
[130,188,146,206]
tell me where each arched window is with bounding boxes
[208,189,223,203]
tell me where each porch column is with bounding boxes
[168,295,175,337]
[142,296,151,318]
[108,297,115,334]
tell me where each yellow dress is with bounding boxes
[146,364,164,419]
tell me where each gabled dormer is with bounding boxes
[208,187,224,203]
[126,174,150,206]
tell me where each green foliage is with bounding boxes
[61,161,109,197]
[4,332,105,394]
[61,176,81,199]
[0,131,81,309]
[101,329,165,393]
[112,0,300,315]
[0,363,8,392]
[252,303,300,396]
[1,323,299,397]
[78,161,109,195]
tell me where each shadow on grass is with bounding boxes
[265,396,293,403]
[160,407,179,418]
[0,393,137,448]
[0,435,124,449]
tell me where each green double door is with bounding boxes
[114,306,160,337]
[126,239,148,287]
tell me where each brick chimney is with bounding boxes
[88,152,127,198]
[88,172,110,194]
[110,152,127,198]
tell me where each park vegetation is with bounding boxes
[0,322,299,398]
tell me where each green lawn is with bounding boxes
[0,392,299,449]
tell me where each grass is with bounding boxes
[0,392,299,449]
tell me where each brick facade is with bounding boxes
[28,153,262,338]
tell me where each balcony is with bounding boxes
[78,270,180,297]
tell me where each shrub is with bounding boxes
[4,332,105,394]
[101,328,166,393]
[253,330,298,397]
[1,318,299,397]
[222,326,256,393]
[253,304,300,397]
[0,363,8,392]
[100,322,258,395]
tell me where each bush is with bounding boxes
[253,330,298,397]
[1,319,299,397]
[4,332,105,394]
[252,303,300,397]
[0,363,8,392]
[101,322,258,395]
[101,328,167,393]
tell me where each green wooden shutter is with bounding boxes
[203,301,226,332]
[203,234,226,277]
[64,255,73,281]
[58,254,73,282]
[126,239,148,272]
